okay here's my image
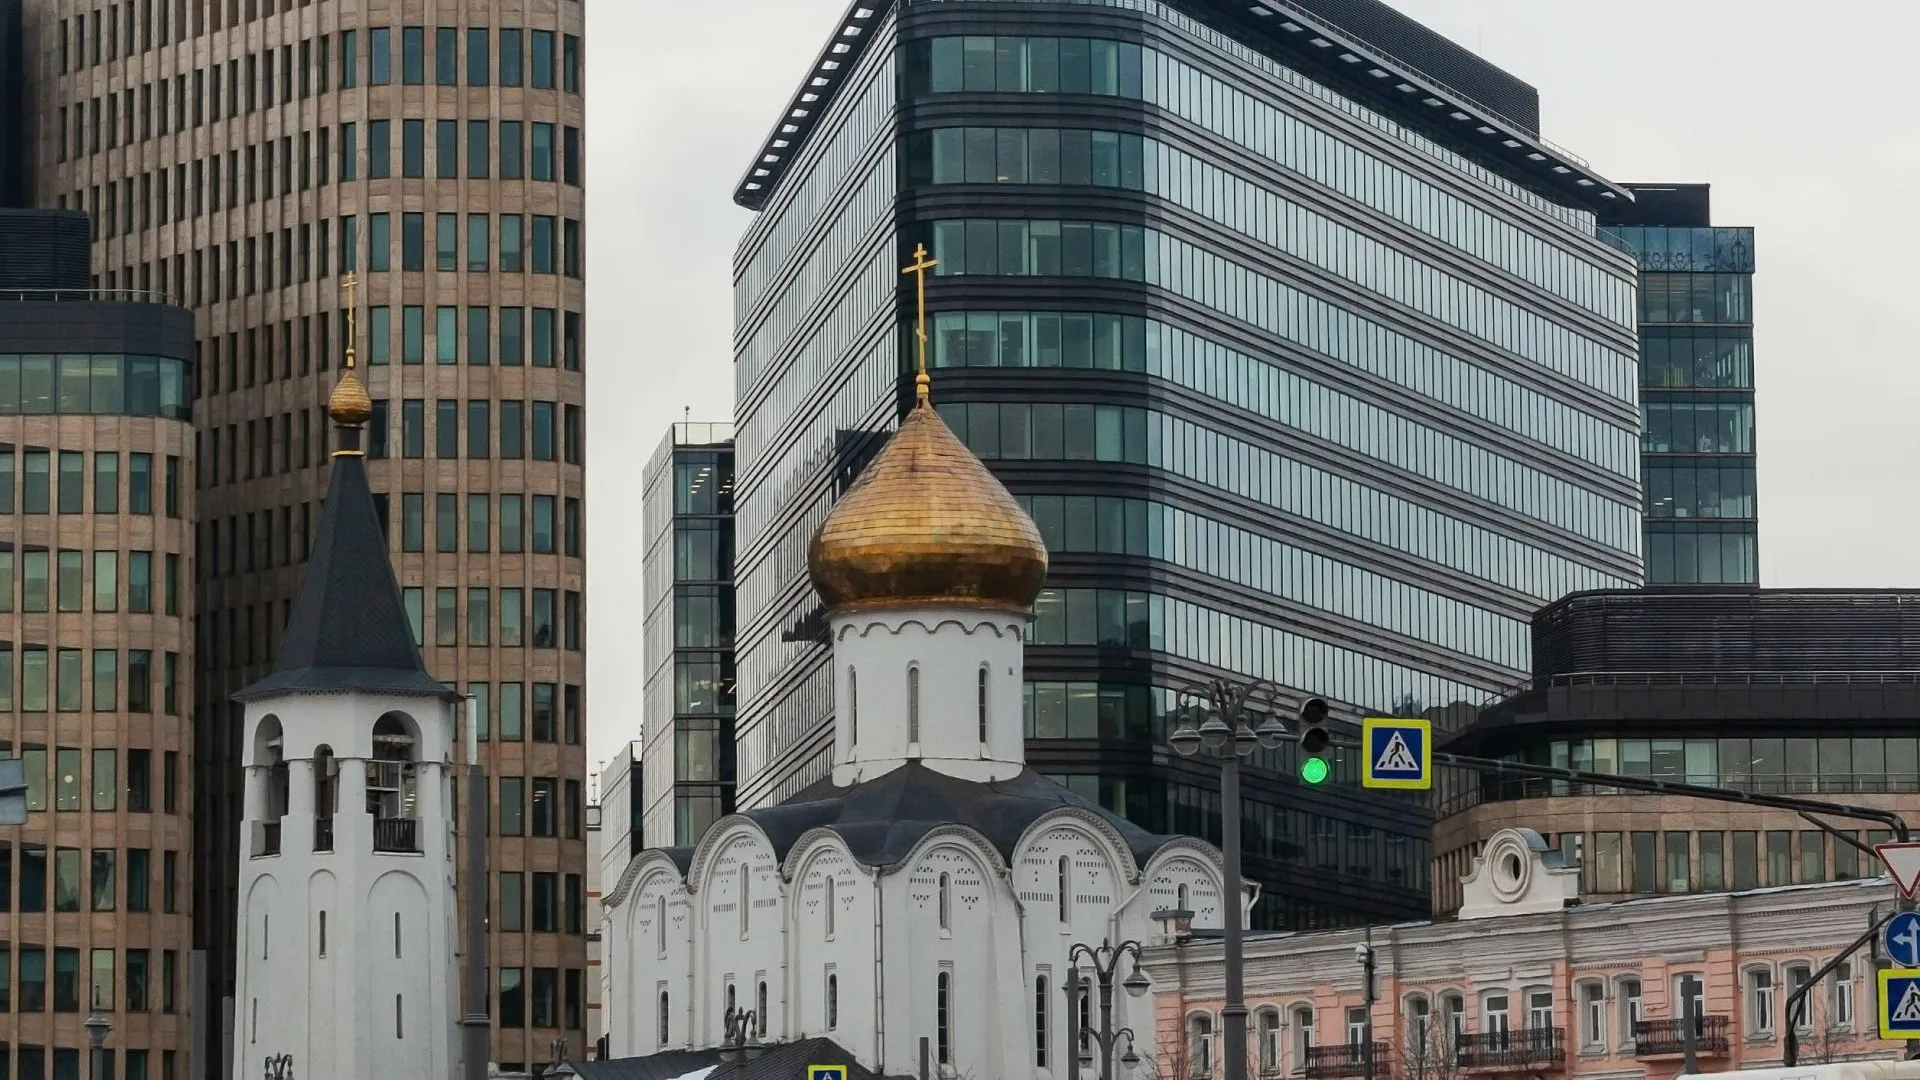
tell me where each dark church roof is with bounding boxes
[235,433,454,702]
[573,1036,909,1080]
[686,763,1221,872]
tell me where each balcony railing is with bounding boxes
[1633,1016,1729,1057]
[373,817,420,854]
[1305,1043,1391,1079]
[314,818,334,852]
[1454,1028,1565,1070]
[252,821,282,858]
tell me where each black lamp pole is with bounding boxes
[1168,678,1295,1080]
[1067,939,1152,1080]
[723,1005,761,1066]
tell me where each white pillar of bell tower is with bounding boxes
[231,692,460,1080]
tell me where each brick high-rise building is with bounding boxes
[0,203,197,1080]
[14,1,590,1072]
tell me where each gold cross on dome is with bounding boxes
[341,272,360,370]
[902,243,939,404]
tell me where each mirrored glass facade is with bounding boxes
[639,424,737,850]
[733,0,1642,930]
[1601,187,1759,584]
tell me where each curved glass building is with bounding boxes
[731,0,1645,929]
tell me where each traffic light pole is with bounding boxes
[1405,748,1913,841]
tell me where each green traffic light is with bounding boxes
[1300,756,1330,785]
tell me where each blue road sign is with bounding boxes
[1880,968,1920,1039]
[1888,912,1920,968]
[807,1068,849,1080]
[1362,717,1431,790]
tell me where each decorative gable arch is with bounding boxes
[1012,806,1143,885]
[684,814,778,893]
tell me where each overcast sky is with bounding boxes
[581,0,1920,776]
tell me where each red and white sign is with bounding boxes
[1876,842,1920,896]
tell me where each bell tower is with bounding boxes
[229,276,464,1080]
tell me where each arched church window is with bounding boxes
[937,872,951,930]
[757,981,768,1036]
[658,990,671,1046]
[908,666,921,744]
[1178,883,1190,910]
[318,911,327,957]
[394,912,402,957]
[1035,976,1050,1068]
[656,895,667,954]
[395,993,404,1038]
[936,971,953,1065]
[827,973,839,1029]
[824,875,836,938]
[1057,855,1071,922]
[262,913,269,959]
[739,863,750,937]
[726,983,736,1014]
[977,665,989,743]
[848,667,858,746]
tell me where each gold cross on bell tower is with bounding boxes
[341,271,359,370]
[902,243,938,405]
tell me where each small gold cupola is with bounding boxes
[806,243,1049,614]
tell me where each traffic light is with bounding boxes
[1297,698,1332,784]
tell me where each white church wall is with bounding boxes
[787,837,874,1052]
[884,834,1015,1079]
[694,826,786,1049]
[617,861,694,1055]
[830,610,1028,785]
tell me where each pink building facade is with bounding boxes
[1142,829,1907,1080]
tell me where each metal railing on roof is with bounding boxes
[0,287,176,304]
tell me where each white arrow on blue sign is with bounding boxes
[1888,912,1920,968]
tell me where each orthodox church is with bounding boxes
[601,363,1232,1077]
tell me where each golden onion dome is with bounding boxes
[808,394,1048,614]
[327,369,374,428]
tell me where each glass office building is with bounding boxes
[731,0,1644,928]
[639,423,737,848]
[1600,184,1758,584]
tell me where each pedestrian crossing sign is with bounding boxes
[1362,717,1431,790]
[1880,968,1920,1038]
[807,1067,850,1080]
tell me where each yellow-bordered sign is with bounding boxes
[808,1067,850,1080]
[1879,967,1920,1038]
[1361,717,1431,790]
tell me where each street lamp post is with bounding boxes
[1168,678,1295,1080]
[83,1004,110,1080]
[1067,939,1152,1080]
[723,1005,762,1067]
[261,1054,294,1080]
[1354,931,1377,1080]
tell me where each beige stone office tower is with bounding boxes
[16,1,590,1073]
[0,206,197,1080]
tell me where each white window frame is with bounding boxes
[1618,977,1643,1044]
[1290,1004,1316,1075]
[1576,980,1606,1049]
[1256,1008,1283,1077]
[1832,960,1855,1031]
[1525,987,1554,1031]
[1785,962,1813,1033]
[1746,966,1775,1035]
[1188,1012,1215,1079]
[1481,991,1510,1036]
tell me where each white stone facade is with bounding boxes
[231,690,461,1080]
[602,608,1231,1078]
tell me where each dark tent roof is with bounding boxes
[574,1036,909,1080]
[736,763,1200,869]
[235,429,454,702]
